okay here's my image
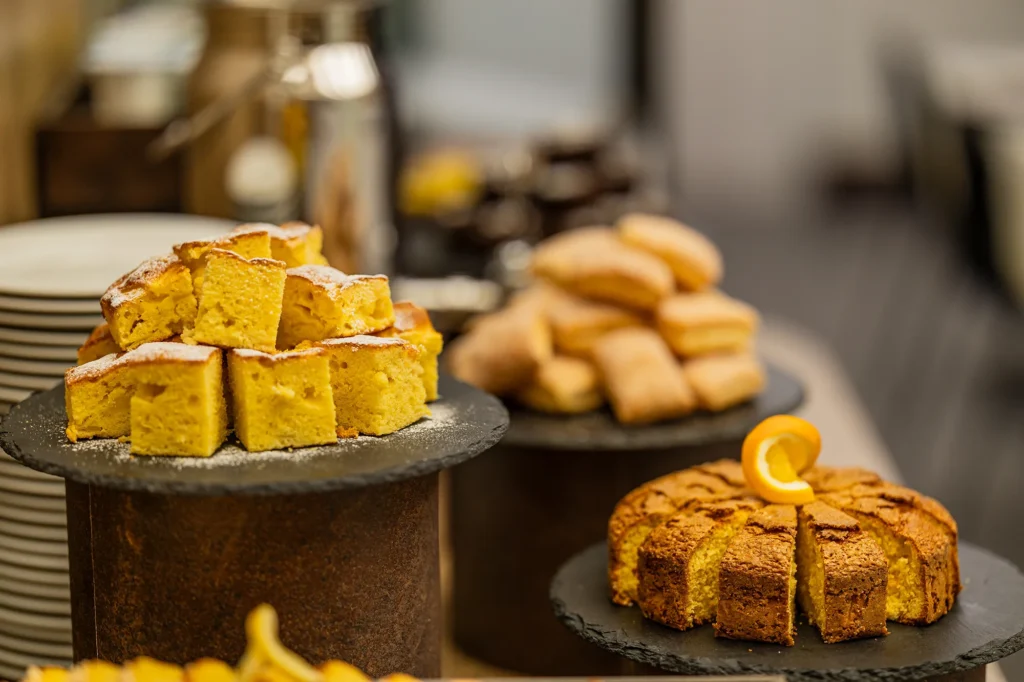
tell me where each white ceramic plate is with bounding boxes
[0,618,70,644]
[0,633,72,660]
[0,311,102,331]
[0,356,71,377]
[0,591,69,617]
[0,561,69,588]
[0,372,60,391]
[0,643,69,669]
[0,491,66,512]
[0,520,66,543]
[0,579,67,602]
[0,386,31,403]
[0,534,67,558]
[0,343,78,362]
[0,503,65,528]
[0,460,60,483]
[0,295,99,315]
[0,550,67,571]
[0,659,26,681]
[0,214,233,298]
[0,648,69,672]
[0,476,65,498]
[0,605,71,631]
[0,327,86,347]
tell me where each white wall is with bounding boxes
[655,0,1024,221]
[397,0,627,139]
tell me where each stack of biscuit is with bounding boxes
[65,223,444,457]
[447,213,765,425]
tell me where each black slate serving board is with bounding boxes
[502,363,803,450]
[550,542,1024,682]
[0,375,508,495]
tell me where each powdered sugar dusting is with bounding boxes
[318,335,405,349]
[66,343,218,383]
[65,352,120,384]
[230,347,321,361]
[101,255,183,308]
[80,401,461,468]
[206,248,284,269]
[233,221,316,243]
[287,265,386,291]
[126,342,217,364]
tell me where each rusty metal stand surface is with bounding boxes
[450,364,804,676]
[1,377,508,679]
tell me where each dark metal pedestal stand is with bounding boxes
[1,377,508,679]
[451,364,803,676]
[551,543,1024,682]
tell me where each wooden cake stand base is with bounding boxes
[551,543,1024,682]
[1,377,508,678]
[450,364,804,676]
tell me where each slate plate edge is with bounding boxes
[0,380,509,497]
[550,542,1024,682]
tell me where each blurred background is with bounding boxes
[1,0,1023,676]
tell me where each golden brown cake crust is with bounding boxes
[715,504,797,646]
[800,501,889,643]
[804,466,882,493]
[637,498,763,629]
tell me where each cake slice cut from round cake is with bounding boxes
[820,483,960,624]
[715,504,798,646]
[795,501,889,643]
[637,497,763,629]
[607,459,750,606]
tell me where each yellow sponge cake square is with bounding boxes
[174,227,272,296]
[315,335,428,436]
[185,249,287,352]
[65,353,136,442]
[377,301,443,401]
[277,266,394,349]
[101,255,197,351]
[227,347,337,451]
[129,343,228,457]
[65,342,227,456]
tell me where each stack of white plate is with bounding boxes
[0,215,232,678]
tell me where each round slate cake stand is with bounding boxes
[450,363,803,676]
[0,376,507,679]
[550,542,1024,682]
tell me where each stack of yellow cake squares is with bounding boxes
[66,222,442,457]
[447,213,765,425]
